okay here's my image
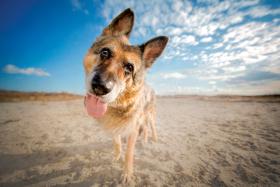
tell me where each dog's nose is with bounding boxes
[91,74,113,96]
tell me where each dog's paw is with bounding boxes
[152,135,158,142]
[113,153,121,162]
[121,172,133,184]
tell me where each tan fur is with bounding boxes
[83,8,168,183]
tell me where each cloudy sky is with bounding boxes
[0,0,280,95]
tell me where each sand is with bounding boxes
[0,97,279,186]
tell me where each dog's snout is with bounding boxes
[91,74,113,96]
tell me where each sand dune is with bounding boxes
[0,96,279,186]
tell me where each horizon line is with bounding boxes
[1,89,280,97]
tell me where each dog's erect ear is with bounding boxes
[102,8,134,38]
[140,36,168,68]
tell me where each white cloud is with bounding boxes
[222,65,246,73]
[181,35,197,45]
[212,61,230,68]
[161,72,186,79]
[172,35,198,46]
[209,81,216,85]
[213,42,223,49]
[71,0,89,15]
[246,6,280,18]
[201,37,213,43]
[3,64,50,77]
[172,1,183,12]
[135,27,147,37]
[169,27,184,36]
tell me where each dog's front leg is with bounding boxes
[113,135,122,161]
[122,130,138,183]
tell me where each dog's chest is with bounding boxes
[95,84,155,136]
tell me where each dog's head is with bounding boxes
[84,8,168,104]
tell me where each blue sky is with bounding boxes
[0,0,280,95]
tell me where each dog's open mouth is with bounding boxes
[85,93,107,118]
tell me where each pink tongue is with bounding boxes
[85,93,107,118]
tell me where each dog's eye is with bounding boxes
[100,48,111,60]
[124,63,134,75]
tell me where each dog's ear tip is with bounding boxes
[126,8,134,13]
[155,36,169,46]
[123,8,134,16]
[102,8,134,37]
[159,36,169,43]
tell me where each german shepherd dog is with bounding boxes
[83,8,168,183]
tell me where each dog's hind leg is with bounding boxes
[147,102,157,142]
[147,92,158,142]
[140,116,148,143]
[150,113,158,142]
[113,135,122,161]
[143,125,148,143]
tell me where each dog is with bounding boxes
[83,8,168,183]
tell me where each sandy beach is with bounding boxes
[0,96,279,186]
